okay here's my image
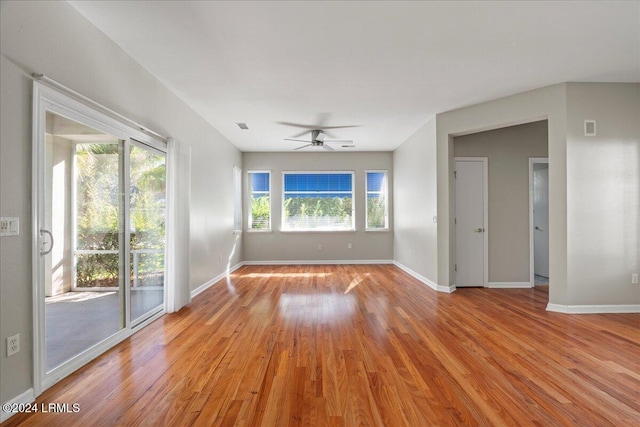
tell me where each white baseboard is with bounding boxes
[191,262,244,298]
[486,282,532,289]
[547,303,640,314]
[1,388,35,423]
[242,259,394,265]
[393,261,455,293]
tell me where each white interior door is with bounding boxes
[533,165,549,278]
[455,159,487,287]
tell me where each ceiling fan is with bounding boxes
[285,129,355,151]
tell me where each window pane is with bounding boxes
[366,171,388,229]
[249,172,270,229]
[283,173,353,231]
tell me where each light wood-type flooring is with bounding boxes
[4,265,639,426]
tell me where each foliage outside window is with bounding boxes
[282,172,354,231]
[75,143,121,288]
[75,143,166,288]
[366,171,388,230]
[249,171,271,230]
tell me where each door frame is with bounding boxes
[32,82,167,396]
[454,157,489,287]
[528,157,549,287]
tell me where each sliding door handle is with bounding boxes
[40,228,54,255]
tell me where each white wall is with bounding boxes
[0,1,241,404]
[393,118,438,284]
[242,152,393,262]
[565,83,639,306]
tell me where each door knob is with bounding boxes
[535,226,543,231]
[474,228,484,233]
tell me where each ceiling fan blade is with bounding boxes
[294,144,313,150]
[285,138,311,143]
[323,144,334,151]
[289,130,311,139]
[317,125,360,130]
[277,121,319,129]
[324,139,353,143]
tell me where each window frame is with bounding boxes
[247,170,272,232]
[281,171,355,232]
[365,170,390,231]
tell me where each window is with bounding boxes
[366,170,388,230]
[248,171,271,230]
[282,172,354,231]
[233,166,242,232]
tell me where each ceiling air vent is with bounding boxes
[236,122,249,130]
[584,120,596,136]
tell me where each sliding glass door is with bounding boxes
[43,112,126,372]
[129,142,166,323]
[35,94,167,392]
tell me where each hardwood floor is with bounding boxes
[4,265,639,426]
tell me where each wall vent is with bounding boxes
[236,122,249,130]
[584,120,596,136]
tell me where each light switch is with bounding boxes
[0,217,19,237]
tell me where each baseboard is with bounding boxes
[242,259,394,265]
[393,261,455,293]
[191,262,244,298]
[486,282,532,289]
[546,303,640,314]
[1,388,35,423]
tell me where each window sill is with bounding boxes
[247,229,273,233]
[280,229,356,234]
[365,228,390,233]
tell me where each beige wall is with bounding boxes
[565,83,639,306]
[437,84,567,302]
[393,117,439,284]
[454,120,548,283]
[242,152,393,262]
[1,1,241,405]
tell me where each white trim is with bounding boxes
[486,282,532,289]
[393,261,456,293]
[1,388,35,423]
[529,157,549,288]
[191,263,244,299]
[546,303,640,314]
[453,157,489,288]
[243,259,394,266]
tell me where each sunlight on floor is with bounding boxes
[45,291,116,304]
[344,273,370,294]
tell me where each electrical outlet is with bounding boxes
[7,334,19,357]
[633,274,638,284]
[348,243,352,249]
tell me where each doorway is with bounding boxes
[454,157,488,287]
[33,84,167,393]
[529,158,549,286]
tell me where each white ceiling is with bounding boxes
[69,1,639,152]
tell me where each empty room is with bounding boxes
[1,1,638,425]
